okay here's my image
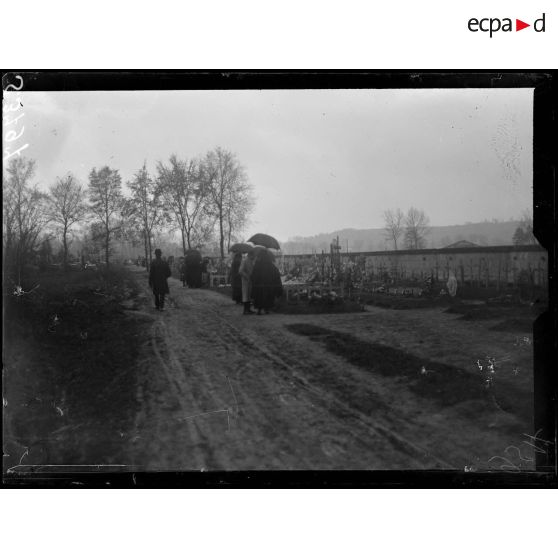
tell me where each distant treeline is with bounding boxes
[3,148,255,279]
[281,220,536,255]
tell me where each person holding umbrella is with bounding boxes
[184,249,202,288]
[229,252,243,304]
[251,249,283,314]
[239,251,256,315]
[149,248,171,311]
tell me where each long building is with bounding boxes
[278,244,547,288]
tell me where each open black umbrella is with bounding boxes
[247,233,280,250]
[229,242,255,253]
[252,245,276,261]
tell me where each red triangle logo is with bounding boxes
[516,19,530,31]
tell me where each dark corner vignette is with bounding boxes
[533,73,557,476]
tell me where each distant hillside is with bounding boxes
[282,221,523,254]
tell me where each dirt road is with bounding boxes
[124,270,533,471]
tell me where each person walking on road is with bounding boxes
[149,248,171,311]
[239,252,255,315]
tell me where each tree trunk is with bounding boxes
[143,230,149,271]
[226,222,232,254]
[181,229,187,256]
[147,232,153,267]
[219,214,225,259]
[105,226,110,268]
[63,225,68,270]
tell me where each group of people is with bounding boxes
[230,250,283,315]
[148,248,283,315]
[179,255,209,289]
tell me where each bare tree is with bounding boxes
[224,177,255,251]
[127,162,164,268]
[113,202,146,261]
[88,166,124,267]
[3,157,49,276]
[190,212,217,250]
[37,236,52,269]
[404,207,430,250]
[383,208,404,250]
[47,174,88,269]
[201,147,255,259]
[156,155,210,255]
[83,222,105,263]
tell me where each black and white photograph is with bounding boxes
[2,72,555,485]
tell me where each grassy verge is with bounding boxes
[443,300,537,333]
[364,292,537,334]
[3,265,150,471]
[364,293,451,310]
[284,323,532,426]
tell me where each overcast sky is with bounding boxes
[5,88,533,242]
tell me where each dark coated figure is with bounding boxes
[149,248,171,311]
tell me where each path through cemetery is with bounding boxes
[126,272,533,471]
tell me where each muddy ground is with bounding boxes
[3,266,539,475]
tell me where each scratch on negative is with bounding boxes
[178,409,231,430]
[19,448,29,465]
[226,375,239,414]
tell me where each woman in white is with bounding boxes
[447,269,458,297]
